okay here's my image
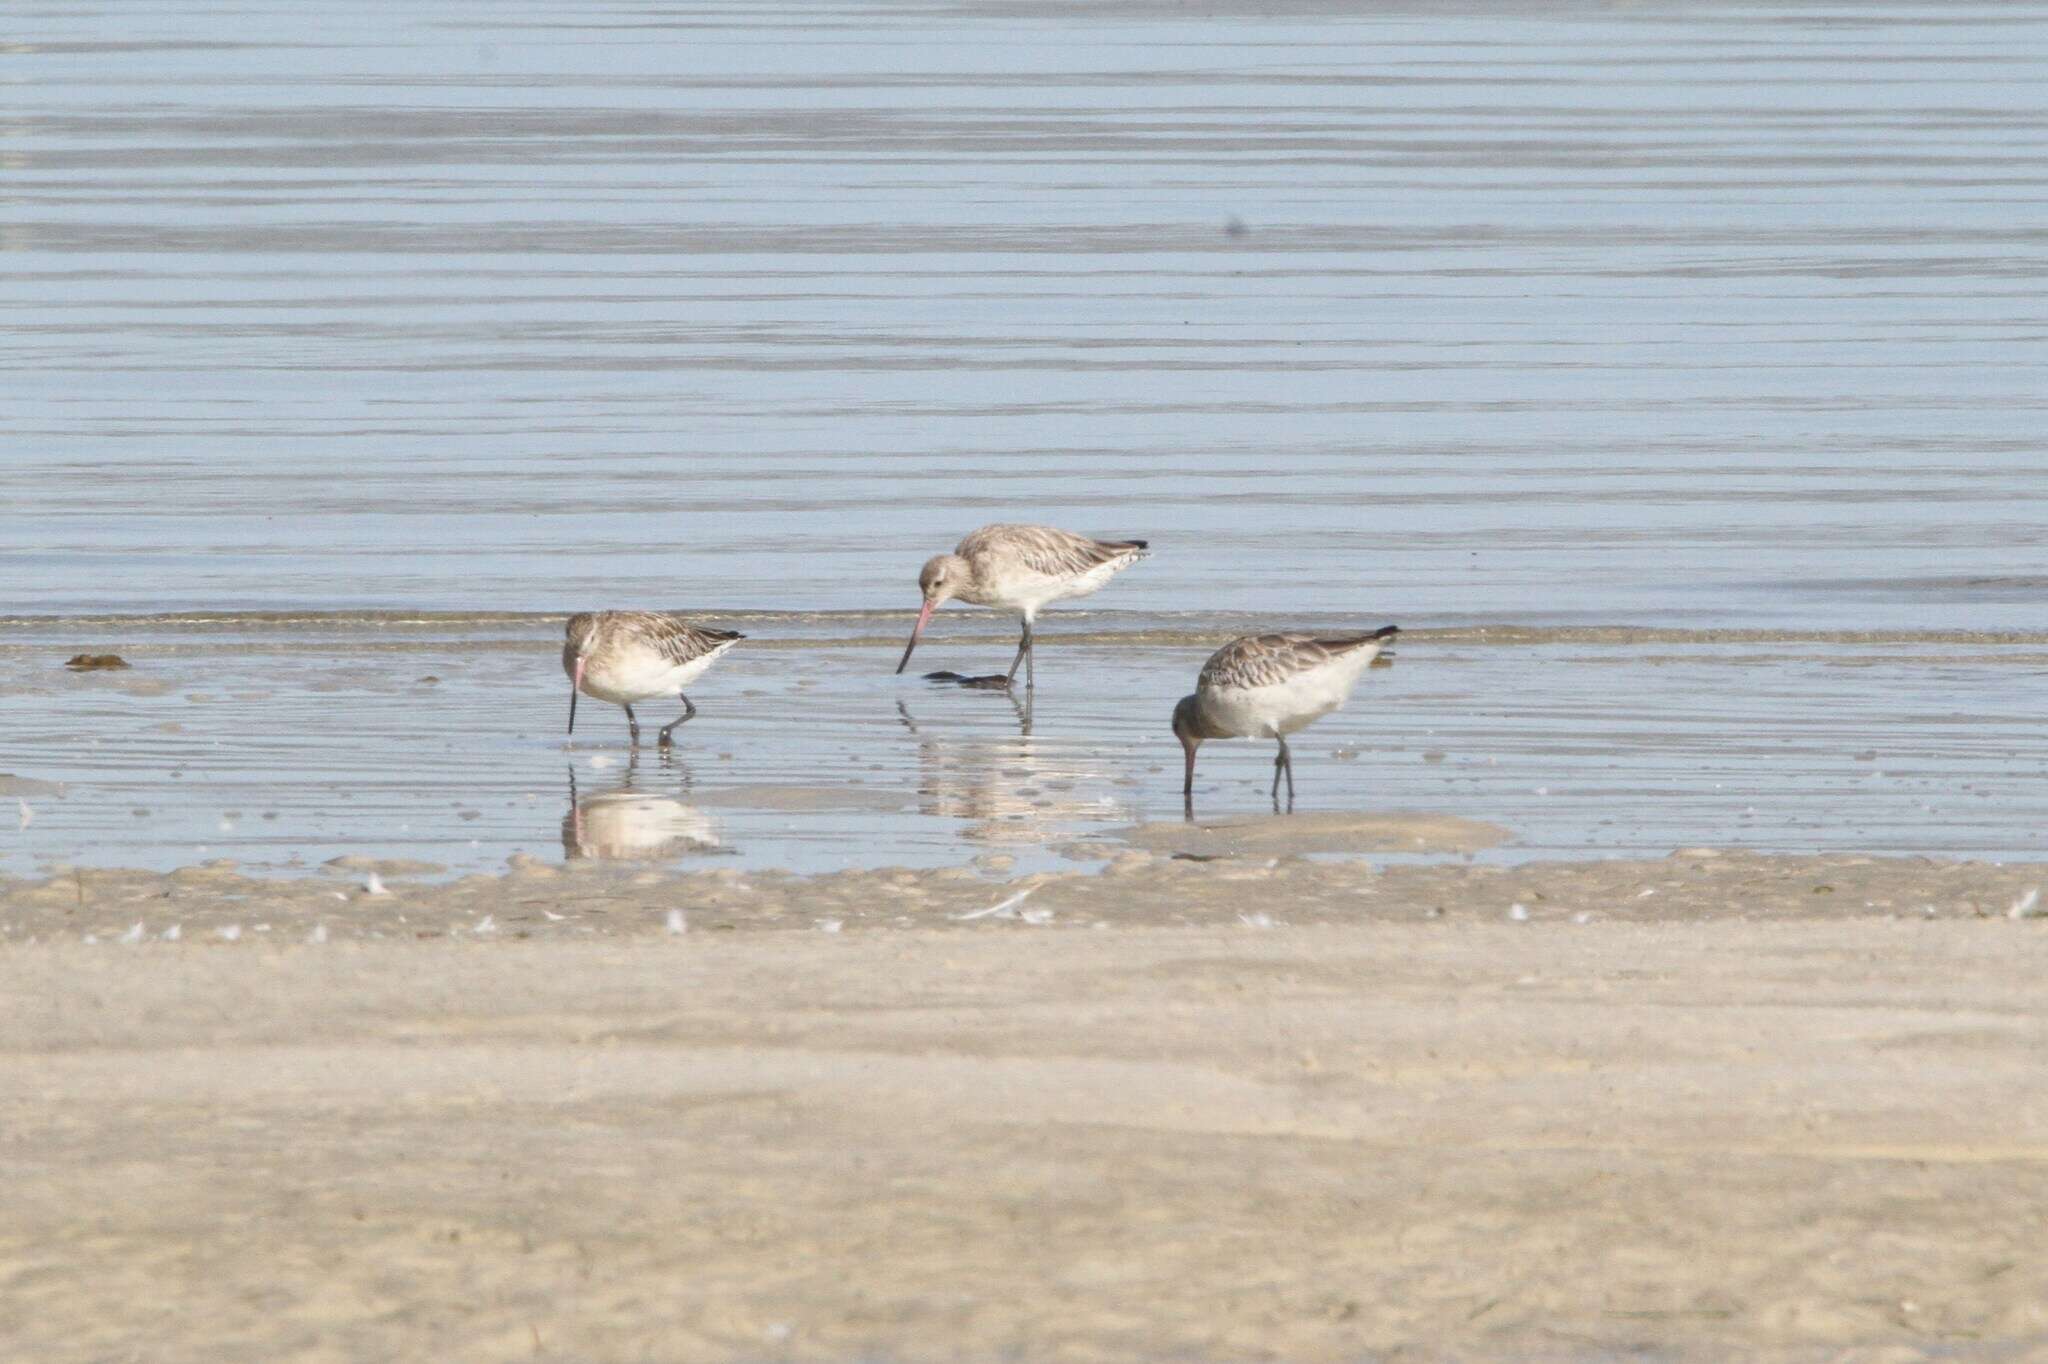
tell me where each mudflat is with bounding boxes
[5,856,2047,1361]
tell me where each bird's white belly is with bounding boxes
[582,644,731,703]
[1204,657,1369,739]
[976,558,1127,615]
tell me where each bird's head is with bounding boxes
[897,555,969,674]
[917,553,967,608]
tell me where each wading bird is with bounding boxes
[894,523,1149,687]
[563,611,742,747]
[1172,626,1399,811]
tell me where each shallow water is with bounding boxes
[8,2,2048,873]
[5,615,2047,877]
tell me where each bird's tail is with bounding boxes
[1319,624,1400,665]
[1321,624,1399,649]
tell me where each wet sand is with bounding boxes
[5,848,2048,1362]
[10,839,2048,943]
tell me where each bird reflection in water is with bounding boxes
[895,693,1133,845]
[561,753,724,862]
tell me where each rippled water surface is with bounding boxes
[6,2,2048,873]
[5,616,2047,877]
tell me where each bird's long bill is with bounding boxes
[1181,739,1198,797]
[894,599,937,674]
[567,657,585,735]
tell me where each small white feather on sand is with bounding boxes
[118,922,145,945]
[1508,903,1531,922]
[307,924,328,944]
[951,886,1037,921]
[817,919,844,933]
[664,909,687,935]
[160,924,181,942]
[363,872,389,896]
[2009,886,2041,920]
[216,924,242,941]
[15,800,29,830]
[1238,912,1275,929]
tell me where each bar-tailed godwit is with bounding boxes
[1172,625,1399,809]
[894,523,1149,687]
[564,611,743,747]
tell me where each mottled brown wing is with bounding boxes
[610,611,745,666]
[1199,631,1389,691]
[1199,635,1326,691]
[956,523,1147,579]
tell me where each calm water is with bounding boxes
[5,616,2047,876]
[5,2,2048,874]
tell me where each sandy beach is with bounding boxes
[12,0,2048,1358]
[6,849,2048,1361]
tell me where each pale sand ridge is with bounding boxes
[4,909,2048,1361]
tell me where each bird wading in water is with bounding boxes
[1172,625,1399,814]
[564,610,743,747]
[895,523,1149,688]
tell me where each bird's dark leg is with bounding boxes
[1004,619,1034,688]
[623,703,640,747]
[1280,736,1296,808]
[1271,741,1285,802]
[658,692,698,746]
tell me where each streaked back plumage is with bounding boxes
[564,610,744,706]
[955,523,1149,584]
[940,524,1149,618]
[1176,625,1400,803]
[1189,626,1399,741]
[565,610,742,670]
[1197,629,1395,695]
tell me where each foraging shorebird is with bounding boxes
[1172,626,1399,809]
[563,611,743,747]
[894,523,1150,687]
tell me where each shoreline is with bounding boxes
[12,608,2048,650]
[7,845,2047,944]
